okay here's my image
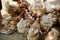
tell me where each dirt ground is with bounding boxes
[0,0,60,40]
[0,32,26,40]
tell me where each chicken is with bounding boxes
[17,18,33,34]
[27,18,40,40]
[45,28,59,40]
[16,18,24,33]
[2,13,18,32]
[40,13,57,32]
[5,0,21,17]
[29,0,46,17]
[2,14,11,29]
[2,19,17,31]
[43,0,60,13]
[44,1,55,12]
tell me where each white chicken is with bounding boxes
[17,18,33,34]
[17,18,25,33]
[44,1,56,12]
[40,13,57,32]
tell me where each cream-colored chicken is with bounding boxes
[45,28,59,40]
[27,18,40,40]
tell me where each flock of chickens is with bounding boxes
[1,0,60,40]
